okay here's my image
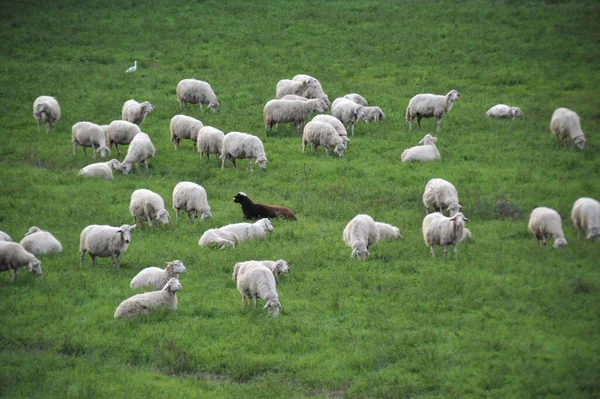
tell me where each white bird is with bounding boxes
[125,61,137,73]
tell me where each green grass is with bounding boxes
[1,0,599,397]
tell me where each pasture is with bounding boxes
[1,0,599,397]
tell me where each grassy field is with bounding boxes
[1,0,599,397]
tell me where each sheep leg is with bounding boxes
[429,244,435,256]
[114,144,120,155]
[112,254,121,270]
[91,144,97,159]
[8,265,14,281]
[252,296,257,308]
[73,142,78,156]
[144,159,148,169]
[453,244,458,256]
[232,159,237,169]
[443,245,448,257]
[351,123,355,136]
[302,141,306,154]
[417,115,423,130]
[174,139,179,151]
[80,250,87,266]
[221,157,227,170]
[436,117,442,132]
[46,122,50,134]
[37,120,41,132]
[248,159,253,172]
[91,254,97,268]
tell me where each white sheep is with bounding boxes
[311,114,350,149]
[199,219,274,249]
[263,98,327,134]
[77,159,122,180]
[130,260,187,290]
[114,277,182,319]
[121,99,154,125]
[422,212,469,256]
[232,259,290,282]
[172,181,212,222]
[129,189,170,228]
[292,74,330,107]
[196,126,224,159]
[169,114,204,150]
[422,178,462,216]
[343,93,368,106]
[302,121,345,157]
[33,95,61,133]
[360,106,385,123]
[528,207,568,248]
[106,120,141,155]
[19,226,63,255]
[0,231,11,242]
[236,264,282,317]
[198,228,240,249]
[485,104,523,119]
[72,121,111,159]
[571,197,600,240]
[275,78,314,99]
[342,214,402,260]
[400,134,440,162]
[176,79,219,113]
[79,224,136,269]
[221,132,268,171]
[120,132,155,174]
[331,97,366,136]
[406,89,461,131]
[0,241,42,281]
[550,107,586,150]
[280,94,310,101]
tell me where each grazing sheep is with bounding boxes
[114,277,182,319]
[233,192,297,220]
[0,241,42,281]
[130,260,187,290]
[400,134,440,162]
[236,264,282,317]
[129,189,170,228]
[196,126,224,159]
[232,259,290,282]
[106,120,141,155]
[19,226,62,255]
[172,182,212,222]
[169,114,204,150]
[528,207,568,248]
[331,97,366,136]
[571,197,600,240]
[422,212,469,257]
[343,214,402,260]
[485,104,523,119]
[0,231,11,242]
[199,219,274,249]
[198,228,240,249]
[275,78,314,99]
[292,74,330,107]
[311,114,350,149]
[360,106,385,123]
[33,95,60,133]
[263,98,327,134]
[79,224,136,269]
[120,132,155,174]
[406,89,461,131]
[221,132,268,171]
[302,121,345,157]
[72,121,111,159]
[343,93,368,106]
[176,79,219,113]
[78,159,122,180]
[121,99,154,125]
[422,178,462,216]
[550,107,586,150]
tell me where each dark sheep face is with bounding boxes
[233,192,249,204]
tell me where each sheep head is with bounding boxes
[352,243,369,260]
[168,260,186,274]
[447,90,461,101]
[573,136,586,150]
[511,107,523,119]
[117,224,136,244]
[233,192,250,204]
[163,277,182,292]
[201,210,213,221]
[140,102,154,113]
[257,218,274,232]
[25,226,42,236]
[255,156,268,169]
[156,209,170,225]
[96,145,111,159]
[264,299,282,317]
[209,100,220,113]
[28,258,42,278]
[274,260,290,276]
[334,144,345,158]
[447,204,463,217]
[419,134,437,145]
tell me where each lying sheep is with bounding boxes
[198,219,274,249]
[236,264,282,317]
[422,212,469,256]
[197,126,224,159]
[33,95,60,133]
[406,89,461,131]
[79,224,136,269]
[401,134,440,162]
[170,114,204,150]
[571,197,600,240]
[114,277,182,319]
[528,207,568,248]
[172,182,212,222]
[275,78,314,99]
[233,192,297,220]
[422,178,462,216]
[0,241,42,281]
[263,98,327,134]
[176,79,219,113]
[130,260,187,290]
[0,231,11,242]
[343,93,368,106]
[360,106,385,123]
[198,228,240,249]
[121,99,154,125]
[311,114,350,149]
[302,121,345,157]
[72,121,111,159]
[232,259,290,282]
[331,97,366,136]
[221,132,268,171]
[19,226,63,255]
[129,189,170,228]
[343,214,402,260]
[280,94,310,101]
[485,104,523,119]
[106,120,141,155]
[78,159,122,180]
[292,74,330,107]
[120,132,155,174]
[550,107,586,150]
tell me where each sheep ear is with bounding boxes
[116,229,123,234]
[263,301,271,309]
[129,224,137,230]
[463,217,469,222]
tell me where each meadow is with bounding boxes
[1,0,599,397]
